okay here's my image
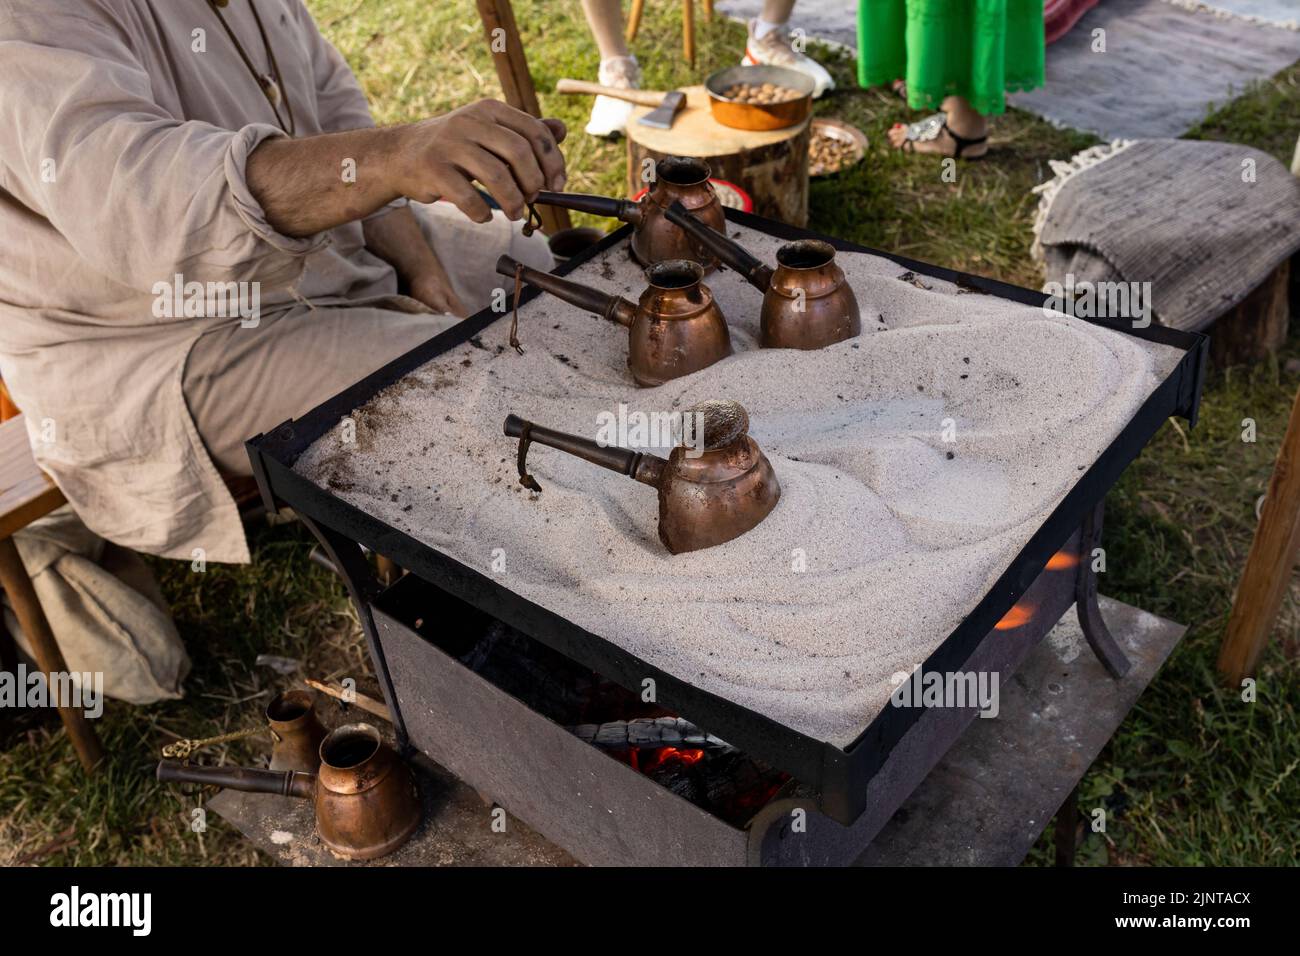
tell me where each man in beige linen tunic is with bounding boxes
[0,0,563,565]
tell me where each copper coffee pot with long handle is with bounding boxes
[664,201,862,350]
[156,723,419,861]
[504,399,780,554]
[531,156,727,269]
[496,254,732,387]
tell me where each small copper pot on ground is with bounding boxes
[156,723,420,861]
[532,156,726,269]
[266,689,327,774]
[496,254,732,387]
[664,202,861,350]
[504,399,780,554]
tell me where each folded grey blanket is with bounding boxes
[1033,139,1300,332]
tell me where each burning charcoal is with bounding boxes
[568,717,729,753]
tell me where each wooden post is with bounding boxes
[1218,386,1300,685]
[626,0,646,42]
[0,537,104,772]
[683,0,695,68]
[474,0,571,235]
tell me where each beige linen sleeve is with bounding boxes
[0,10,328,297]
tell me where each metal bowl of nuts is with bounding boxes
[705,64,814,131]
[810,118,868,177]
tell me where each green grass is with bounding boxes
[1,0,1296,867]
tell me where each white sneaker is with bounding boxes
[741,19,834,98]
[585,56,642,138]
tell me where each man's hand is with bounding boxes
[362,205,468,316]
[247,100,568,238]
[407,263,467,317]
[388,100,567,223]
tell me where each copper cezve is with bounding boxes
[665,201,861,350]
[503,399,780,554]
[496,254,732,387]
[156,723,419,860]
[531,156,727,269]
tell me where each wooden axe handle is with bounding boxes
[555,79,669,107]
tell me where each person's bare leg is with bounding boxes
[581,0,642,137]
[582,0,630,60]
[761,0,796,23]
[887,95,990,158]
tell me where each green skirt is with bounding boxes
[857,0,1045,116]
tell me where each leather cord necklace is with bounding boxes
[206,0,296,135]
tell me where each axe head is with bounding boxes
[638,90,687,130]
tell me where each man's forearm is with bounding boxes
[246,100,568,240]
[246,126,405,237]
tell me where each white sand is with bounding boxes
[295,225,1184,748]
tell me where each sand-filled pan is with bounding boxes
[293,224,1189,749]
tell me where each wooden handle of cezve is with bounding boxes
[555,79,669,107]
[156,760,315,799]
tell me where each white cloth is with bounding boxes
[3,506,189,704]
[0,0,538,564]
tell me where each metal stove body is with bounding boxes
[247,211,1207,866]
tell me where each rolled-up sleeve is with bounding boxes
[0,11,328,296]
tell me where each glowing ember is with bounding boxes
[995,601,1035,630]
[631,746,706,774]
[1046,548,1079,571]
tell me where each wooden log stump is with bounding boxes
[626,86,811,226]
[1209,257,1290,367]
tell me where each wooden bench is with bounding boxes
[0,415,105,772]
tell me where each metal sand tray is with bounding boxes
[247,210,1205,825]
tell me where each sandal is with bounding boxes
[895,112,988,159]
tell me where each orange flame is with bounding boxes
[629,746,707,774]
[995,601,1035,630]
[1046,548,1079,571]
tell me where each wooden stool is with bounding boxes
[627,0,715,67]
[626,85,811,225]
[0,415,105,772]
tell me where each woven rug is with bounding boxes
[716,0,857,51]
[1008,0,1300,139]
[1163,0,1299,30]
[1032,138,1300,332]
[719,0,1300,141]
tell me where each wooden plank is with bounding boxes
[473,0,571,235]
[860,597,1186,866]
[1218,385,1300,685]
[210,753,575,867]
[0,416,64,540]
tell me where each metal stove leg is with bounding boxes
[297,513,410,748]
[1076,501,1132,679]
